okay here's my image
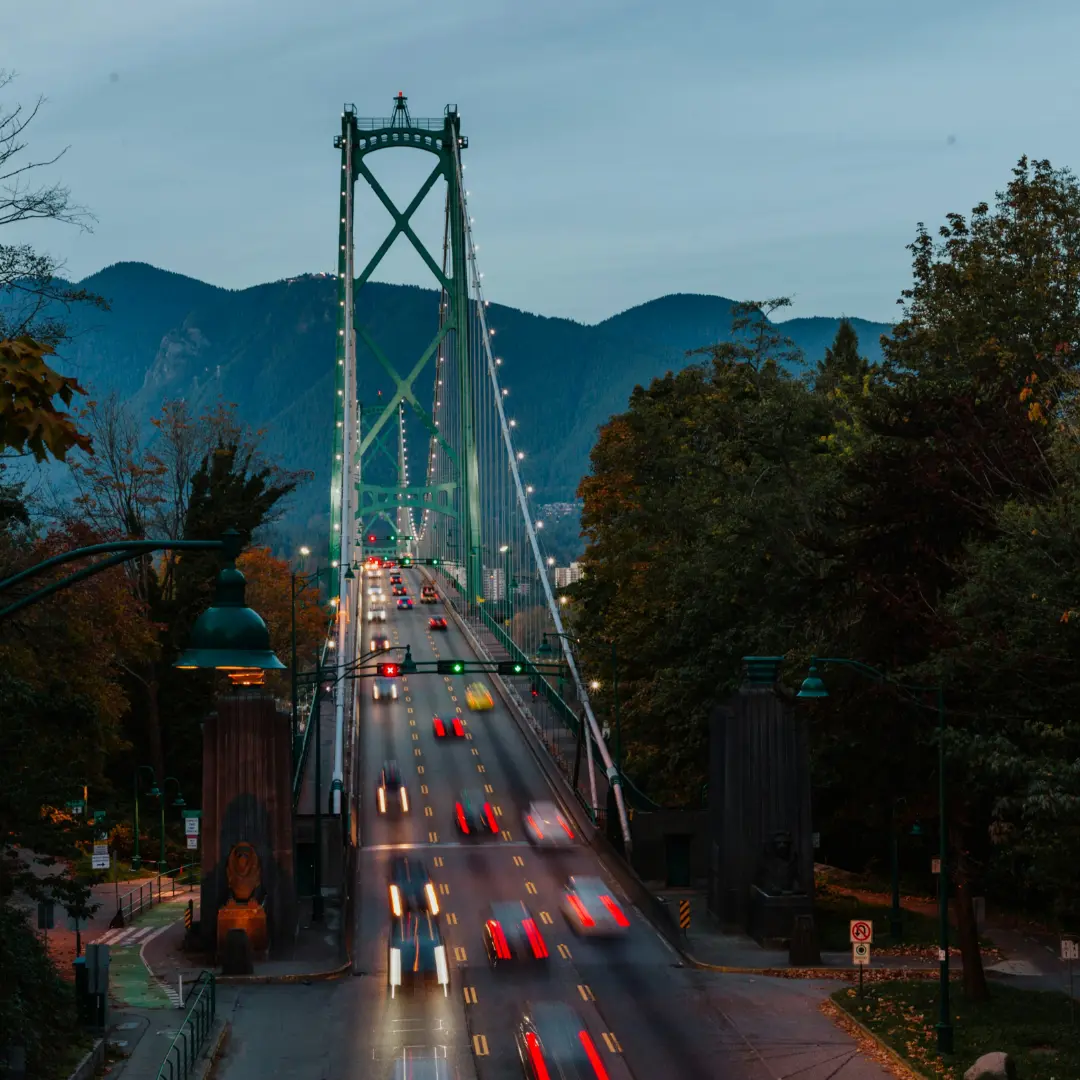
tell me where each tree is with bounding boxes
[577,300,836,804]
[0,336,91,461]
[0,70,106,344]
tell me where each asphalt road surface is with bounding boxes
[215,568,878,1080]
[347,568,775,1080]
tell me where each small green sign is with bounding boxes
[181,809,202,818]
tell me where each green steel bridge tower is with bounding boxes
[324,91,633,855]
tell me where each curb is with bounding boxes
[680,951,943,979]
[821,998,931,1080]
[193,1018,230,1080]
[216,958,352,984]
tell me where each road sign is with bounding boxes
[184,901,193,930]
[184,817,200,836]
[1062,938,1079,961]
[66,800,85,816]
[92,853,111,870]
[181,809,202,818]
[186,836,198,849]
[678,899,691,931]
[852,942,870,966]
[850,919,873,944]
[93,843,108,856]
[931,858,941,874]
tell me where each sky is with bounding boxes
[4,0,1079,325]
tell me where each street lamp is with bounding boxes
[131,766,160,872]
[798,657,953,1055]
[158,777,186,872]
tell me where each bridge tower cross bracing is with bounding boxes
[340,92,482,605]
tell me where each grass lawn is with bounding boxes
[832,980,1079,1080]
[814,887,996,954]
[815,890,957,951]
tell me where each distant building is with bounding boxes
[554,563,583,588]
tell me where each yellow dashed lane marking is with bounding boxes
[439,883,450,895]
[412,733,419,741]
[445,912,457,925]
[414,748,422,757]
[525,881,537,895]
[455,946,468,962]
[433,856,443,867]
[601,1033,623,1053]
[424,806,434,817]
[421,784,429,795]
[578,984,595,1001]
[493,805,502,815]
[463,986,477,1004]
[540,911,553,924]
[512,855,524,867]
[472,1034,488,1056]
[476,764,485,773]
[428,831,438,843]
[465,732,473,740]
[417,765,425,775]
[502,830,513,841]
[471,748,479,756]
[558,943,572,959]
[407,708,414,714]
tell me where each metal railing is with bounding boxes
[155,971,216,1080]
[112,862,199,927]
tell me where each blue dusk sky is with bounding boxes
[4,0,1077,324]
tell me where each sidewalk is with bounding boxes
[662,888,1080,994]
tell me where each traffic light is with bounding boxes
[391,534,396,540]
[530,679,540,699]
[436,660,465,675]
[368,534,376,543]
[497,660,526,675]
[401,557,412,567]
[431,558,439,565]
[376,663,400,677]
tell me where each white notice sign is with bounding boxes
[91,853,111,869]
[93,843,108,856]
[184,818,200,836]
[186,836,198,849]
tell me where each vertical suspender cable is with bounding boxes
[451,140,630,851]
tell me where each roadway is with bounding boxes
[349,567,771,1080]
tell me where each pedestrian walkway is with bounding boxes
[106,895,191,1009]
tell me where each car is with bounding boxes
[372,676,399,702]
[389,856,439,916]
[522,801,575,848]
[397,597,413,610]
[377,761,409,815]
[428,616,448,631]
[366,606,387,623]
[432,714,465,739]
[390,573,403,584]
[454,788,499,837]
[465,682,493,711]
[388,911,449,998]
[392,584,407,596]
[370,634,391,652]
[561,876,631,936]
[483,901,549,967]
[420,586,438,603]
[515,1002,609,1080]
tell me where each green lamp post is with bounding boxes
[131,766,160,872]
[798,658,953,1055]
[157,777,186,872]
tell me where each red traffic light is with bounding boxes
[376,663,399,677]
[368,535,376,543]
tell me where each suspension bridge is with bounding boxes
[292,91,636,852]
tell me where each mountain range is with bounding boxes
[35,262,893,553]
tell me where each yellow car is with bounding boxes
[465,682,494,711]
